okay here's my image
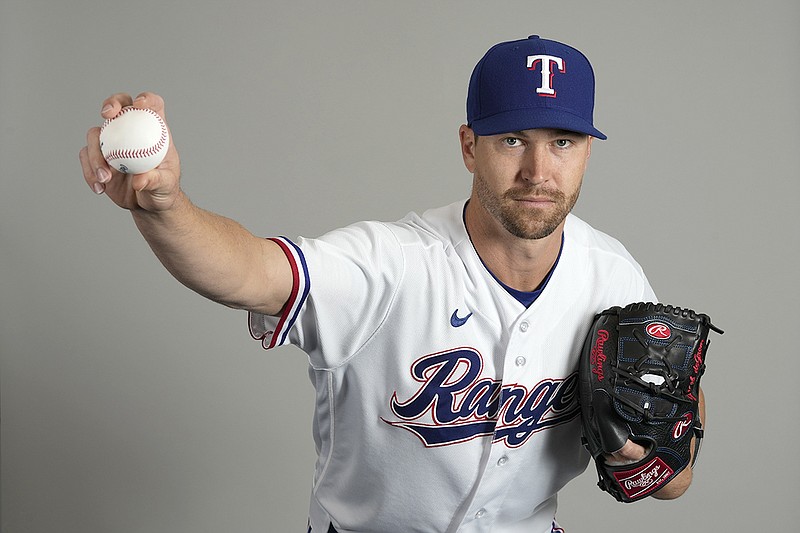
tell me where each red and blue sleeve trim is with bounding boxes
[253,236,310,350]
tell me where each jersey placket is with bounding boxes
[459,312,539,530]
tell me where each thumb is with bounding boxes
[605,440,651,466]
[132,167,181,211]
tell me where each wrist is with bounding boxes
[131,189,196,232]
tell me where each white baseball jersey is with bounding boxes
[249,200,656,533]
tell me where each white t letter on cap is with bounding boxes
[527,55,565,97]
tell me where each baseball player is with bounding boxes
[79,36,702,532]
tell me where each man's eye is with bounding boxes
[554,139,572,148]
[504,137,521,147]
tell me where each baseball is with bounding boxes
[99,107,170,174]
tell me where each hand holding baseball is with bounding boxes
[80,92,181,213]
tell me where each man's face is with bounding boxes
[460,126,593,240]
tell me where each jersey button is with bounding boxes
[519,321,529,332]
[497,455,509,466]
[475,508,487,519]
[515,356,526,367]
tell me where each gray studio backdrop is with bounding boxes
[2,1,798,532]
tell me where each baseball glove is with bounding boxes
[578,302,723,502]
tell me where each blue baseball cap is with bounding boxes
[467,35,606,139]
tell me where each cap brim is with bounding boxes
[470,107,607,140]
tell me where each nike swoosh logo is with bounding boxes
[450,309,473,328]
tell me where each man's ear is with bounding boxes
[459,124,477,173]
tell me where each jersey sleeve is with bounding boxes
[248,237,310,351]
[249,221,405,369]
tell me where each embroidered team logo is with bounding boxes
[382,348,580,448]
[645,322,672,340]
[527,54,565,97]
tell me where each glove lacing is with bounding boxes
[608,330,695,423]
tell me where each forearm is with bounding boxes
[131,191,288,314]
[652,387,706,500]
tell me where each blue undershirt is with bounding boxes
[484,233,564,308]
[463,202,564,308]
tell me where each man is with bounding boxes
[80,35,699,532]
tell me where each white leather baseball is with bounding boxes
[100,107,170,174]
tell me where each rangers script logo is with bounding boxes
[383,348,579,447]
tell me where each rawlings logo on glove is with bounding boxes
[578,302,723,502]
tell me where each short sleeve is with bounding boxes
[249,221,405,369]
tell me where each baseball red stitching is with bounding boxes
[101,107,168,162]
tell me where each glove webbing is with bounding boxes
[607,330,695,422]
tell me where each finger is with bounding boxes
[618,440,647,460]
[604,440,649,466]
[100,93,134,119]
[79,146,105,194]
[83,126,110,191]
[84,125,119,183]
[131,92,166,119]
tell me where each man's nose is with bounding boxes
[520,145,550,185]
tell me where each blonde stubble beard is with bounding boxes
[472,173,582,240]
